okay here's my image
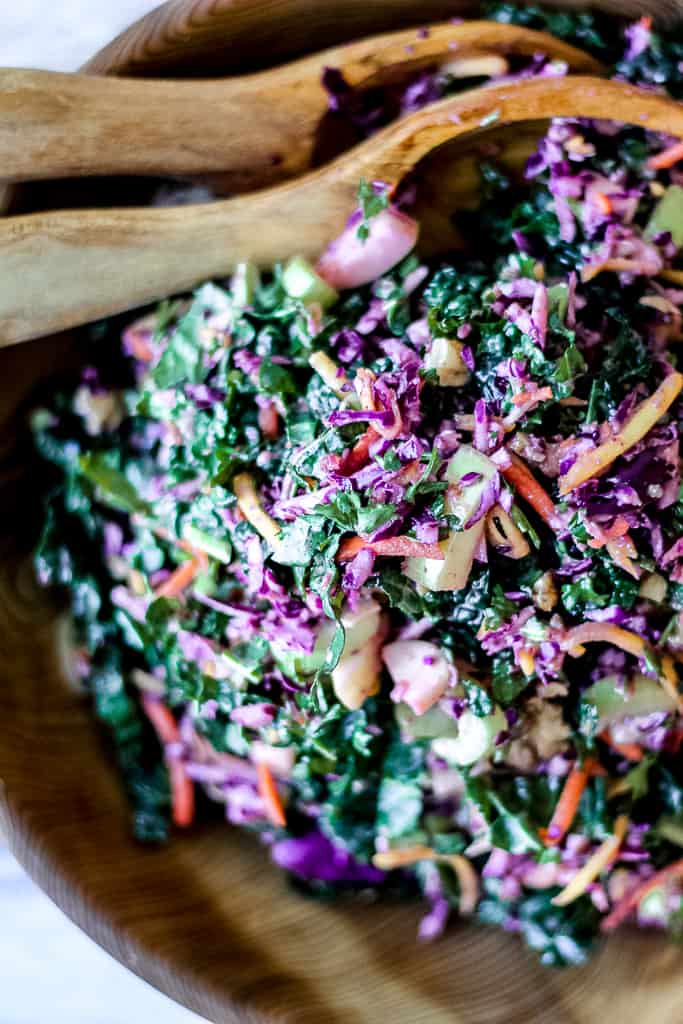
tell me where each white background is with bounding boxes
[1,3,206,1022]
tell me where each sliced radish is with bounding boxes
[317,206,419,289]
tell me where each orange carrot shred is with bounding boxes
[593,192,613,216]
[648,140,683,171]
[369,537,445,559]
[130,335,154,363]
[168,758,196,828]
[511,386,553,407]
[501,453,559,528]
[340,426,380,476]
[599,730,644,763]
[142,697,195,828]
[154,557,201,599]
[142,696,180,745]
[336,536,368,562]
[601,858,683,933]
[257,762,287,828]
[561,622,647,659]
[336,535,445,563]
[541,764,591,846]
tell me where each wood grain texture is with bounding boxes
[2,3,683,1023]
[3,75,683,346]
[82,0,683,79]
[0,25,600,186]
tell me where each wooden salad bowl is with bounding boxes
[1,2,683,1022]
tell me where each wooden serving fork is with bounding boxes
[0,22,599,191]
[2,76,683,347]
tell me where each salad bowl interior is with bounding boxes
[2,2,683,1022]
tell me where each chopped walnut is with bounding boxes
[73,387,124,436]
[505,696,571,771]
[532,571,558,612]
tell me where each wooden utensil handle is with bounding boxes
[0,70,293,183]
[3,77,683,347]
[0,180,358,345]
[0,25,600,186]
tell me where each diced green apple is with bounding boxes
[395,701,460,740]
[405,445,496,592]
[231,261,260,308]
[272,597,382,679]
[282,256,339,310]
[645,185,683,248]
[444,445,497,527]
[582,674,678,725]
[405,520,485,592]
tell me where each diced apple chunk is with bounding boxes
[382,640,452,715]
[405,520,485,592]
[425,337,470,387]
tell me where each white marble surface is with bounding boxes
[0,846,206,1023]
[0,1,161,71]
[1,11,207,1024]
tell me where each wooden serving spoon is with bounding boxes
[0,22,599,191]
[2,75,683,348]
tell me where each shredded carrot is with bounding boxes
[142,697,195,828]
[659,268,683,287]
[129,335,154,363]
[601,858,683,932]
[559,373,683,494]
[142,695,180,744]
[517,647,537,678]
[511,386,553,407]
[639,15,652,30]
[561,622,647,659]
[500,452,559,528]
[552,815,629,907]
[372,844,435,870]
[581,257,652,283]
[648,139,683,171]
[154,557,202,599]
[441,853,480,915]
[336,535,446,563]
[605,535,640,580]
[586,516,630,549]
[336,536,368,562]
[256,762,287,828]
[599,730,644,763]
[541,763,591,846]
[340,426,380,476]
[168,758,196,828]
[371,845,479,913]
[370,537,445,559]
[593,192,613,216]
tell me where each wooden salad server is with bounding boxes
[0,22,599,190]
[2,75,683,348]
